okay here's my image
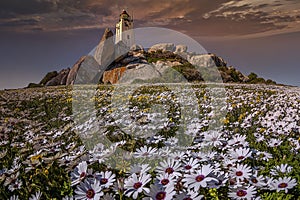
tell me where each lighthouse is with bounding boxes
[115,9,134,48]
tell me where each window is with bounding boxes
[127,35,130,40]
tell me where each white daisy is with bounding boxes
[124,173,151,199]
[270,164,293,176]
[75,179,103,200]
[229,147,252,162]
[71,161,88,186]
[228,186,257,200]
[249,172,266,188]
[228,134,249,147]
[156,173,176,190]
[145,184,175,200]
[169,151,186,161]
[230,164,252,182]
[175,191,204,200]
[62,196,74,200]
[134,146,157,158]
[203,130,223,147]
[29,191,42,200]
[156,158,182,178]
[95,171,116,188]
[9,195,19,200]
[181,157,200,173]
[269,177,297,193]
[183,164,217,190]
[268,138,282,147]
[8,178,22,191]
[256,151,272,161]
[130,164,151,175]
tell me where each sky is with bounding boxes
[0,0,299,89]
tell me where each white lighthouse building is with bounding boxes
[115,9,134,48]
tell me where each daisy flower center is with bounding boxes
[251,178,258,183]
[229,179,236,185]
[156,191,166,200]
[143,152,150,156]
[100,178,108,184]
[165,167,174,174]
[236,190,247,197]
[185,165,192,170]
[278,182,288,188]
[86,189,95,198]
[236,171,243,176]
[195,175,205,182]
[237,156,245,160]
[80,172,86,178]
[161,179,169,185]
[133,182,143,189]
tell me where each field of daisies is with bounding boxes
[0,83,299,200]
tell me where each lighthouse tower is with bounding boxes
[115,9,134,48]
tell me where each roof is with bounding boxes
[119,9,131,21]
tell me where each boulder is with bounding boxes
[120,56,140,66]
[130,44,144,51]
[119,64,161,84]
[94,28,115,67]
[66,56,86,85]
[132,52,146,59]
[27,83,42,88]
[154,60,182,74]
[102,67,127,84]
[39,71,58,85]
[73,56,102,84]
[148,43,175,53]
[115,41,130,61]
[175,45,187,53]
[188,54,227,68]
[46,68,70,86]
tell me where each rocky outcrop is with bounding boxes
[154,60,182,74]
[39,71,58,85]
[148,43,175,53]
[94,28,115,68]
[119,63,161,84]
[45,68,70,86]
[71,55,101,84]
[103,67,127,84]
[37,41,275,87]
[175,45,187,53]
[66,56,86,85]
[219,66,249,83]
[188,53,227,68]
[130,44,144,51]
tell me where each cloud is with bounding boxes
[0,0,299,38]
[201,0,300,37]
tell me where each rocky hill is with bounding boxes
[28,28,276,88]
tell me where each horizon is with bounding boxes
[0,0,299,89]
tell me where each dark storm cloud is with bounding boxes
[0,0,57,15]
[0,18,39,27]
[0,0,299,38]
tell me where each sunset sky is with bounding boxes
[1,0,300,89]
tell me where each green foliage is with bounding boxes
[247,72,276,84]
[248,72,258,81]
[144,50,184,64]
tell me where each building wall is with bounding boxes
[115,19,134,47]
